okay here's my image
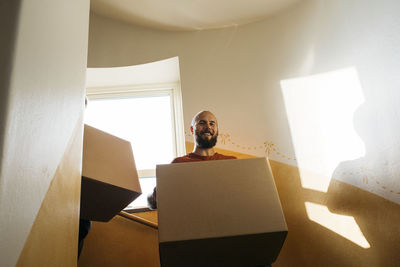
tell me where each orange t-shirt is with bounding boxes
[171,152,237,163]
[147,152,237,209]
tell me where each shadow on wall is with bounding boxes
[332,100,400,203]
[277,66,400,266]
[0,0,21,172]
[271,159,400,267]
[277,1,400,263]
[326,76,400,265]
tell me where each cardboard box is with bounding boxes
[156,157,287,267]
[80,124,141,222]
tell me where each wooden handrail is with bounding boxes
[118,211,158,229]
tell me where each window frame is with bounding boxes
[86,82,185,178]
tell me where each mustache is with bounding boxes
[200,129,214,135]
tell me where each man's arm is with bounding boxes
[147,156,188,209]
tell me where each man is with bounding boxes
[147,110,236,209]
[148,110,272,267]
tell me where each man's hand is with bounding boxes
[147,187,157,209]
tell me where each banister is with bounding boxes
[118,211,158,229]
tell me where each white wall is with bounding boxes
[0,0,90,266]
[88,0,400,204]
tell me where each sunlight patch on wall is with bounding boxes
[305,202,370,249]
[281,67,365,192]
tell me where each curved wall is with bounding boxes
[88,0,400,204]
[0,1,90,266]
[87,0,400,265]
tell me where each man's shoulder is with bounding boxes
[171,154,198,163]
[171,152,237,163]
[214,153,237,160]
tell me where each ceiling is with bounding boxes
[90,0,302,31]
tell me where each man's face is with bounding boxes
[191,112,218,149]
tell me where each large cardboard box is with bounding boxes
[156,157,287,267]
[80,124,141,222]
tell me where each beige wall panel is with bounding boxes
[16,121,83,267]
[78,211,159,267]
[185,145,400,265]
[78,154,400,266]
[270,160,400,267]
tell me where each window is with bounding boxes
[85,83,185,209]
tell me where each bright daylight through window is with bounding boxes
[85,90,183,209]
[85,57,184,210]
[85,94,174,173]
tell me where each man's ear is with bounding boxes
[190,125,194,134]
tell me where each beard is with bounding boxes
[195,131,218,149]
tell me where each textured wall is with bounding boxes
[0,0,90,266]
[87,0,400,265]
[88,0,400,204]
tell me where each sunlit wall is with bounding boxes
[281,67,365,192]
[87,0,400,265]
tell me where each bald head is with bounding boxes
[191,111,218,127]
[190,111,219,149]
